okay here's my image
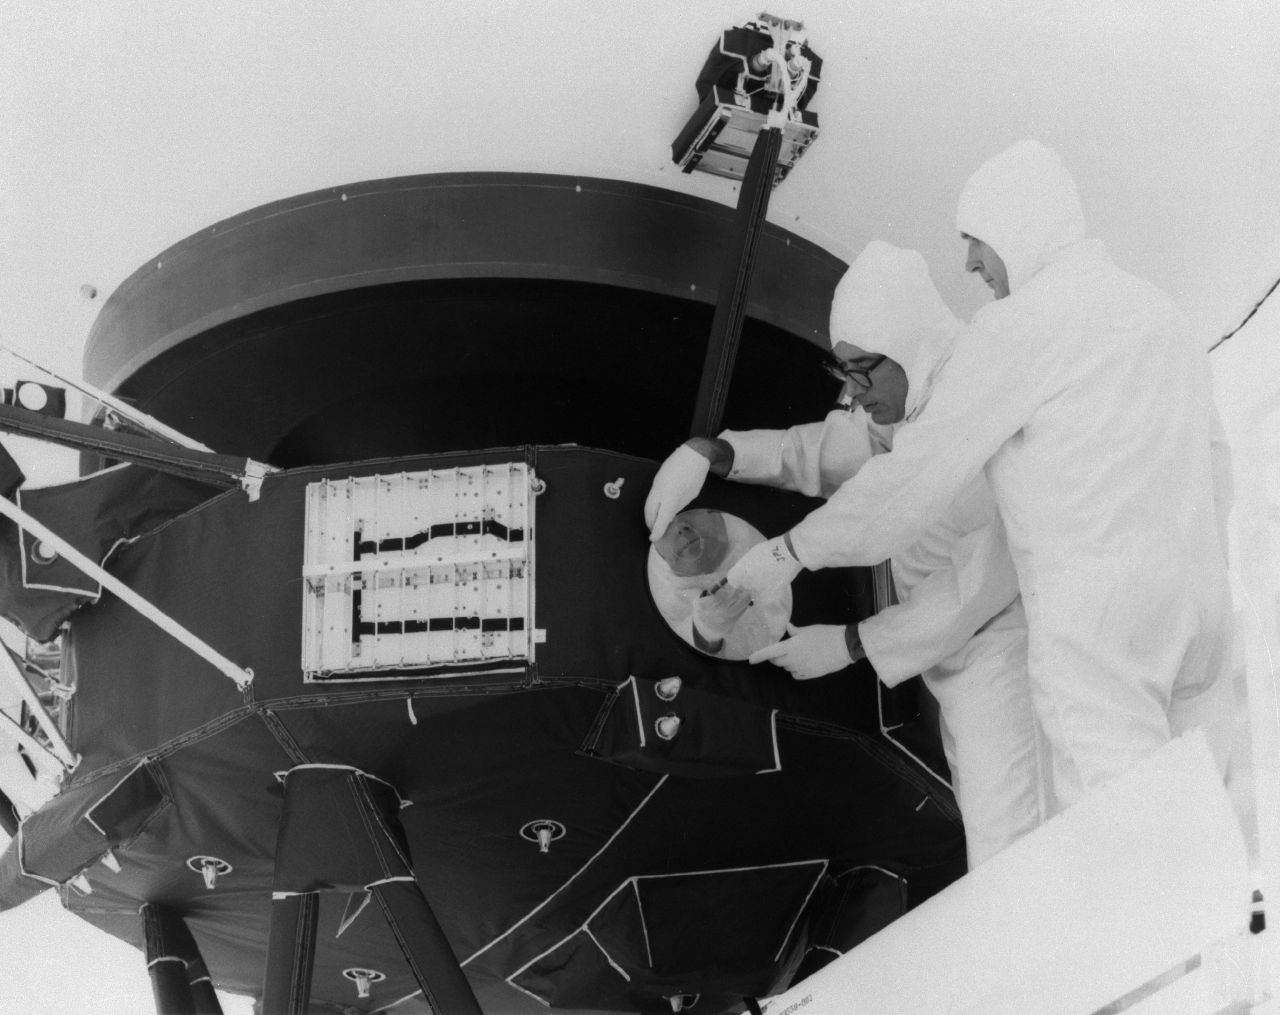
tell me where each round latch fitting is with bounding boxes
[16,383,49,411]
[186,855,232,890]
[603,477,625,499]
[520,819,567,853]
[531,477,547,495]
[655,714,682,740]
[342,968,386,999]
[30,540,58,565]
[654,676,682,701]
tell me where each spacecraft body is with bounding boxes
[0,173,963,1014]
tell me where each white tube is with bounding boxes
[0,495,253,688]
[0,343,214,452]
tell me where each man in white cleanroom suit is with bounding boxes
[727,141,1234,810]
[646,241,1046,866]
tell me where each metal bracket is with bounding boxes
[240,459,275,502]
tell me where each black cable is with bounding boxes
[1208,273,1280,353]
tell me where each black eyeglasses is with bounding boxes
[822,352,886,390]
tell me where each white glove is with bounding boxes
[749,623,853,680]
[692,582,753,642]
[645,443,711,541]
[725,534,802,597]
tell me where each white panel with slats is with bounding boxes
[301,464,533,679]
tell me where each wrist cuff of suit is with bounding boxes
[782,531,799,561]
[843,623,862,663]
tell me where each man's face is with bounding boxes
[963,234,1010,299]
[829,341,908,424]
[654,509,731,577]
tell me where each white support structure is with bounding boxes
[0,712,63,777]
[0,344,279,501]
[760,734,1257,1015]
[0,636,76,768]
[0,711,63,813]
[0,494,253,688]
[1233,390,1280,1011]
[1211,300,1280,1011]
[0,706,63,778]
[0,342,214,452]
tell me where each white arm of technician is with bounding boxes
[858,512,1021,687]
[730,403,1020,688]
[720,406,889,498]
[647,404,885,539]
[786,314,1054,570]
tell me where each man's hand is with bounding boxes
[725,534,802,596]
[748,623,854,680]
[645,444,712,541]
[692,582,753,642]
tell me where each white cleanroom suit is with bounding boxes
[777,142,1234,809]
[723,241,1046,866]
